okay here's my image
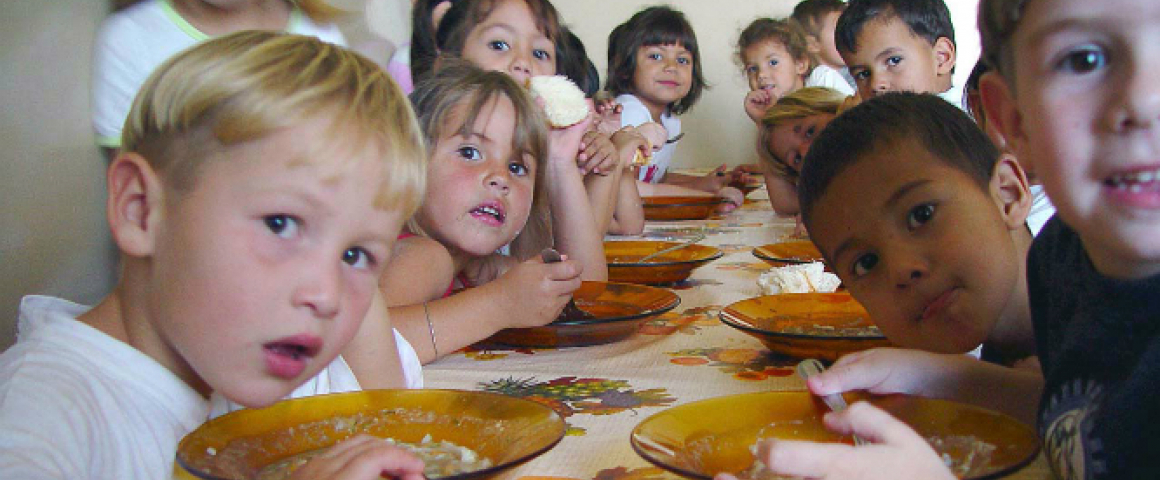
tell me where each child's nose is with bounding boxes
[509,52,532,83]
[888,250,929,289]
[293,257,342,319]
[485,168,511,194]
[1106,63,1160,131]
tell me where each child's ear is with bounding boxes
[795,56,810,77]
[979,71,1028,157]
[106,153,165,257]
[805,34,822,56]
[933,37,956,77]
[990,153,1034,230]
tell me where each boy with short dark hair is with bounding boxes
[0,31,428,479]
[835,0,957,104]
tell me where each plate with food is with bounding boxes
[177,389,564,480]
[485,280,680,348]
[642,196,725,221]
[631,391,1039,480]
[751,241,824,267]
[605,240,723,285]
[719,292,890,361]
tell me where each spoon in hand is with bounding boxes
[796,359,867,446]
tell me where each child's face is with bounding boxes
[990,0,1160,279]
[842,16,954,99]
[460,0,556,85]
[813,11,845,68]
[767,113,834,172]
[150,117,406,406]
[742,40,808,101]
[417,95,534,258]
[632,43,694,117]
[808,140,1024,353]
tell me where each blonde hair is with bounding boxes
[123,30,426,216]
[757,86,848,182]
[408,60,552,260]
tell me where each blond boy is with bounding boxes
[0,31,427,479]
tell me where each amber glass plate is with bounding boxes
[176,390,564,480]
[605,240,724,285]
[642,196,725,221]
[486,281,680,348]
[752,240,824,267]
[719,293,891,361]
[631,391,1039,480]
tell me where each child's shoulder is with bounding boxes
[384,235,459,298]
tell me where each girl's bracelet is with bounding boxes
[423,302,439,358]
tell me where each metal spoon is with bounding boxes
[541,249,591,321]
[637,234,707,263]
[795,359,867,446]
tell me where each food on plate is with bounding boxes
[257,434,492,480]
[528,75,589,128]
[757,262,840,295]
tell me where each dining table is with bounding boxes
[421,183,1054,480]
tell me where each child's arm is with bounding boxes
[288,435,425,480]
[588,128,650,234]
[810,348,1044,425]
[545,116,608,281]
[341,291,407,390]
[715,402,957,480]
[765,172,801,215]
[607,166,646,235]
[638,180,744,214]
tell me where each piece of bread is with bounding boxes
[757,262,841,295]
[528,75,589,127]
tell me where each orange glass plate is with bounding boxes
[486,281,680,348]
[631,391,1039,480]
[642,196,725,221]
[751,240,824,267]
[719,293,891,361]
[605,240,724,285]
[177,389,565,480]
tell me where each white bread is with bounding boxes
[528,75,589,127]
[757,262,841,295]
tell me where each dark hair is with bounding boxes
[416,0,563,83]
[798,92,998,228]
[557,28,600,97]
[834,0,954,55]
[736,17,815,73]
[605,6,706,115]
[791,0,848,38]
[978,0,1026,79]
[410,0,464,87]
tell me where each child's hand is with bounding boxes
[792,214,809,239]
[807,348,959,399]
[744,89,774,123]
[609,128,651,169]
[715,186,744,213]
[287,435,426,480]
[497,254,583,328]
[548,115,595,169]
[578,130,618,175]
[634,122,668,153]
[593,95,623,135]
[721,402,956,480]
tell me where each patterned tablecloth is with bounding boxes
[422,188,1052,480]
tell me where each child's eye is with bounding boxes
[487,40,510,52]
[647,52,662,61]
[852,69,869,81]
[677,56,691,65]
[851,252,879,277]
[264,215,300,239]
[886,56,902,67]
[805,126,816,139]
[745,65,758,74]
[342,247,372,269]
[509,161,529,176]
[533,49,552,61]
[907,203,936,230]
[457,146,483,161]
[767,59,779,67]
[1059,46,1106,74]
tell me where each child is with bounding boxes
[605,6,745,209]
[834,0,959,105]
[978,0,1160,476]
[428,0,610,273]
[738,17,853,123]
[791,0,855,87]
[1,32,428,479]
[756,86,848,215]
[92,0,346,153]
[404,0,463,90]
[342,62,586,370]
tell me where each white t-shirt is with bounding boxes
[91,0,347,147]
[207,330,424,419]
[0,296,208,480]
[805,65,855,96]
[617,93,681,184]
[937,83,967,112]
[1027,184,1056,236]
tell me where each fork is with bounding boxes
[636,234,707,263]
[795,359,868,446]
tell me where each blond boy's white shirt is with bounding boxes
[0,296,208,479]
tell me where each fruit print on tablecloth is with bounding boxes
[665,347,796,381]
[638,306,722,336]
[480,376,676,435]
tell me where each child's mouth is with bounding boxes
[263,335,321,380]
[920,288,960,322]
[1104,167,1160,207]
[470,202,506,226]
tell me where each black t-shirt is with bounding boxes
[1027,217,1160,480]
